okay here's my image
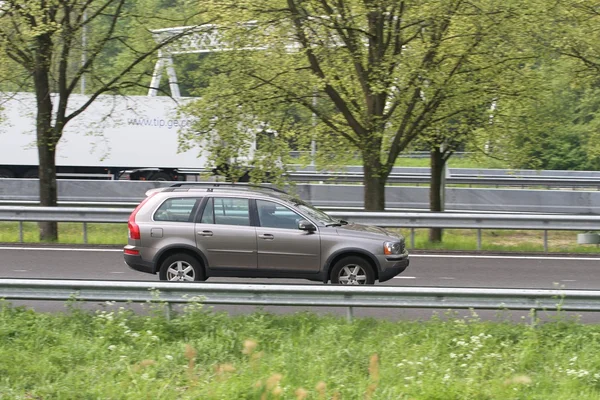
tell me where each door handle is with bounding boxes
[258,234,274,240]
[198,230,213,237]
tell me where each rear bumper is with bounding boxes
[124,247,155,275]
[378,252,410,282]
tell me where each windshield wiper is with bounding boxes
[326,219,348,227]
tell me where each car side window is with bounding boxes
[154,197,200,223]
[257,200,303,230]
[205,197,251,226]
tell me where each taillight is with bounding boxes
[124,248,140,255]
[128,193,156,240]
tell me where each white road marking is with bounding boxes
[411,254,600,261]
[110,271,126,274]
[0,247,122,252]
[560,279,577,282]
[394,276,416,279]
[13,269,28,272]
[439,277,455,280]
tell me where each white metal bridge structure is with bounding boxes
[149,25,229,98]
[148,23,300,98]
[148,22,314,157]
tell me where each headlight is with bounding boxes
[384,241,402,255]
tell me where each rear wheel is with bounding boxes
[330,256,375,285]
[159,253,205,282]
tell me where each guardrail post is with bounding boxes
[18,221,23,243]
[346,306,354,322]
[83,222,88,244]
[165,302,172,321]
[543,230,548,252]
[477,229,482,251]
[410,228,415,249]
[530,309,537,326]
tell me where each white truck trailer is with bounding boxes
[0,92,213,180]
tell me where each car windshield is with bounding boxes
[290,198,337,225]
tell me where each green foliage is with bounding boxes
[3,301,600,399]
[468,1,600,171]
[178,0,534,198]
[476,58,600,171]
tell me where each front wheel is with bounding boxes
[159,253,205,282]
[330,256,375,285]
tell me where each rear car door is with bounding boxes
[195,197,257,269]
[255,199,321,272]
[143,196,201,252]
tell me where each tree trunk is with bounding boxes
[363,157,386,211]
[429,146,445,242]
[38,135,58,242]
[34,32,59,242]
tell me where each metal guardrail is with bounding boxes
[1,206,598,251]
[286,172,600,188]
[0,279,596,322]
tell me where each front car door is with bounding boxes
[195,197,257,269]
[255,199,321,271]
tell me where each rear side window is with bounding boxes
[201,197,250,226]
[154,197,200,222]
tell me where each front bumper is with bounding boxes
[377,251,410,282]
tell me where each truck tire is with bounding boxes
[0,168,15,178]
[23,169,39,178]
[149,172,174,181]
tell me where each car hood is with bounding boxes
[335,223,401,240]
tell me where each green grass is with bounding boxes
[2,222,599,254]
[0,222,127,245]
[393,155,509,169]
[331,153,509,169]
[402,229,600,254]
[2,300,600,399]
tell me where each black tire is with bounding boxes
[0,168,15,178]
[158,253,205,282]
[23,168,39,178]
[149,171,174,181]
[330,256,375,285]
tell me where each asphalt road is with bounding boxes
[2,245,600,321]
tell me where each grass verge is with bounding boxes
[2,222,599,254]
[1,300,600,399]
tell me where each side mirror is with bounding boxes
[298,220,316,232]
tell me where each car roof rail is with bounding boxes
[167,182,289,195]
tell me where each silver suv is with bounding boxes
[124,183,409,285]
